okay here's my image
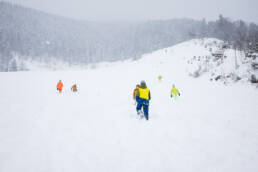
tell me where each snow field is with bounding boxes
[0,39,258,172]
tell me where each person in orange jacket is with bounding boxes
[57,80,63,93]
[133,84,139,99]
[133,84,140,105]
[71,84,77,92]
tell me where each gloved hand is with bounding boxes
[170,95,172,98]
[179,93,181,96]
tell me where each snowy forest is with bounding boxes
[0,1,258,72]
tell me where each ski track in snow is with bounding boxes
[0,39,258,172]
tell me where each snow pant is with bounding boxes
[136,98,149,120]
[135,96,140,105]
[171,93,178,100]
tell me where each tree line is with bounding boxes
[0,2,258,71]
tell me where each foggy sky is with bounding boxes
[4,0,258,23]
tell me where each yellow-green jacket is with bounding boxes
[170,87,180,96]
[158,75,162,81]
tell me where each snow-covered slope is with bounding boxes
[0,39,258,172]
[180,39,258,84]
[17,38,258,86]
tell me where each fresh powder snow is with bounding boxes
[0,39,258,172]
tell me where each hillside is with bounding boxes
[0,39,258,172]
[167,38,258,84]
[1,2,258,72]
[13,38,258,85]
[0,2,201,71]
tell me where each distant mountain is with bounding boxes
[0,2,258,72]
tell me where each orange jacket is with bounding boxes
[133,88,138,99]
[57,82,63,90]
[71,85,77,91]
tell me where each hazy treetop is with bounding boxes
[4,0,258,23]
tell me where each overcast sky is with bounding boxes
[4,0,258,23]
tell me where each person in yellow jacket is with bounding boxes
[170,84,180,100]
[136,80,151,120]
[158,75,162,82]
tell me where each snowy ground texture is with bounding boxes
[0,39,258,172]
